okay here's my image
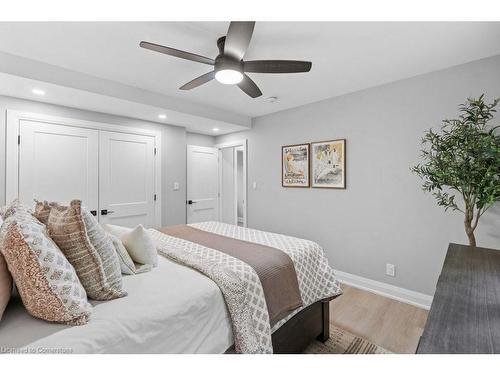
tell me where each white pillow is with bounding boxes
[103,224,130,238]
[107,232,152,275]
[104,224,158,267]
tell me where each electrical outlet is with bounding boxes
[252,181,257,190]
[386,263,396,277]
[173,182,180,191]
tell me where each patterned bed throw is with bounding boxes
[150,222,342,354]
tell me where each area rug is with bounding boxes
[303,325,391,354]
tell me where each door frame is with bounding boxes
[5,110,162,227]
[215,139,248,227]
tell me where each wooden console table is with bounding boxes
[417,243,500,354]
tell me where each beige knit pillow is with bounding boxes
[0,208,92,325]
[48,200,126,300]
[33,200,55,226]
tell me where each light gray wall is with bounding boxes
[186,132,216,147]
[217,55,500,296]
[0,95,187,226]
[162,125,187,226]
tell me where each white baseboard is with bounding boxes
[334,270,433,310]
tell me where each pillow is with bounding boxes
[1,199,29,220]
[108,233,152,275]
[0,208,92,325]
[103,224,130,238]
[33,200,56,226]
[104,224,158,267]
[1,213,13,321]
[0,250,12,321]
[48,200,126,300]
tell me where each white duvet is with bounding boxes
[0,256,234,354]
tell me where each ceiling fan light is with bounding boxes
[215,69,243,85]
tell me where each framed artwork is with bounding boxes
[282,143,310,187]
[311,139,346,189]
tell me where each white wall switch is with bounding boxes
[386,263,396,277]
[173,182,180,191]
[252,181,257,190]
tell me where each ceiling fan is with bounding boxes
[139,22,312,98]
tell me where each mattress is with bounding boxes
[0,256,234,354]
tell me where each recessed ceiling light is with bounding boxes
[158,114,167,120]
[266,96,278,103]
[212,128,220,132]
[32,88,45,96]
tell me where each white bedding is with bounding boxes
[0,256,233,354]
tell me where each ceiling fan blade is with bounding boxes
[237,74,262,98]
[244,60,312,73]
[179,71,216,90]
[224,22,255,60]
[140,41,215,66]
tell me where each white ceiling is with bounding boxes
[0,22,499,125]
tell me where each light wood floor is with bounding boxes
[330,284,429,353]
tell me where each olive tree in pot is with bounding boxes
[412,95,500,247]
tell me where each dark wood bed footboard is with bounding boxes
[272,298,335,353]
[225,296,338,354]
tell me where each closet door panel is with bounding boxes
[99,131,155,228]
[19,120,99,211]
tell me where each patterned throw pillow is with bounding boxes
[0,250,12,321]
[107,233,152,275]
[48,200,126,300]
[0,208,92,325]
[33,200,56,226]
[0,199,29,220]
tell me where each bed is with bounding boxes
[0,222,341,354]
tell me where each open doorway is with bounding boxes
[218,140,247,227]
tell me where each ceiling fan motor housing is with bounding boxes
[215,36,243,75]
[214,55,243,74]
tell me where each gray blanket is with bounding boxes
[160,224,303,326]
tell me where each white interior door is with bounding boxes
[19,120,99,213]
[186,145,219,224]
[99,131,156,227]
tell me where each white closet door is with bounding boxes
[99,131,156,228]
[19,120,99,212]
[186,145,219,224]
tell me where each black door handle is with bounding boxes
[90,210,97,216]
[187,200,196,205]
[101,209,115,215]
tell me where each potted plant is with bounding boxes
[412,95,500,247]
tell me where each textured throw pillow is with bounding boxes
[48,200,126,300]
[1,199,29,220]
[105,224,158,267]
[0,208,92,325]
[0,250,12,321]
[33,200,56,226]
[108,233,152,275]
